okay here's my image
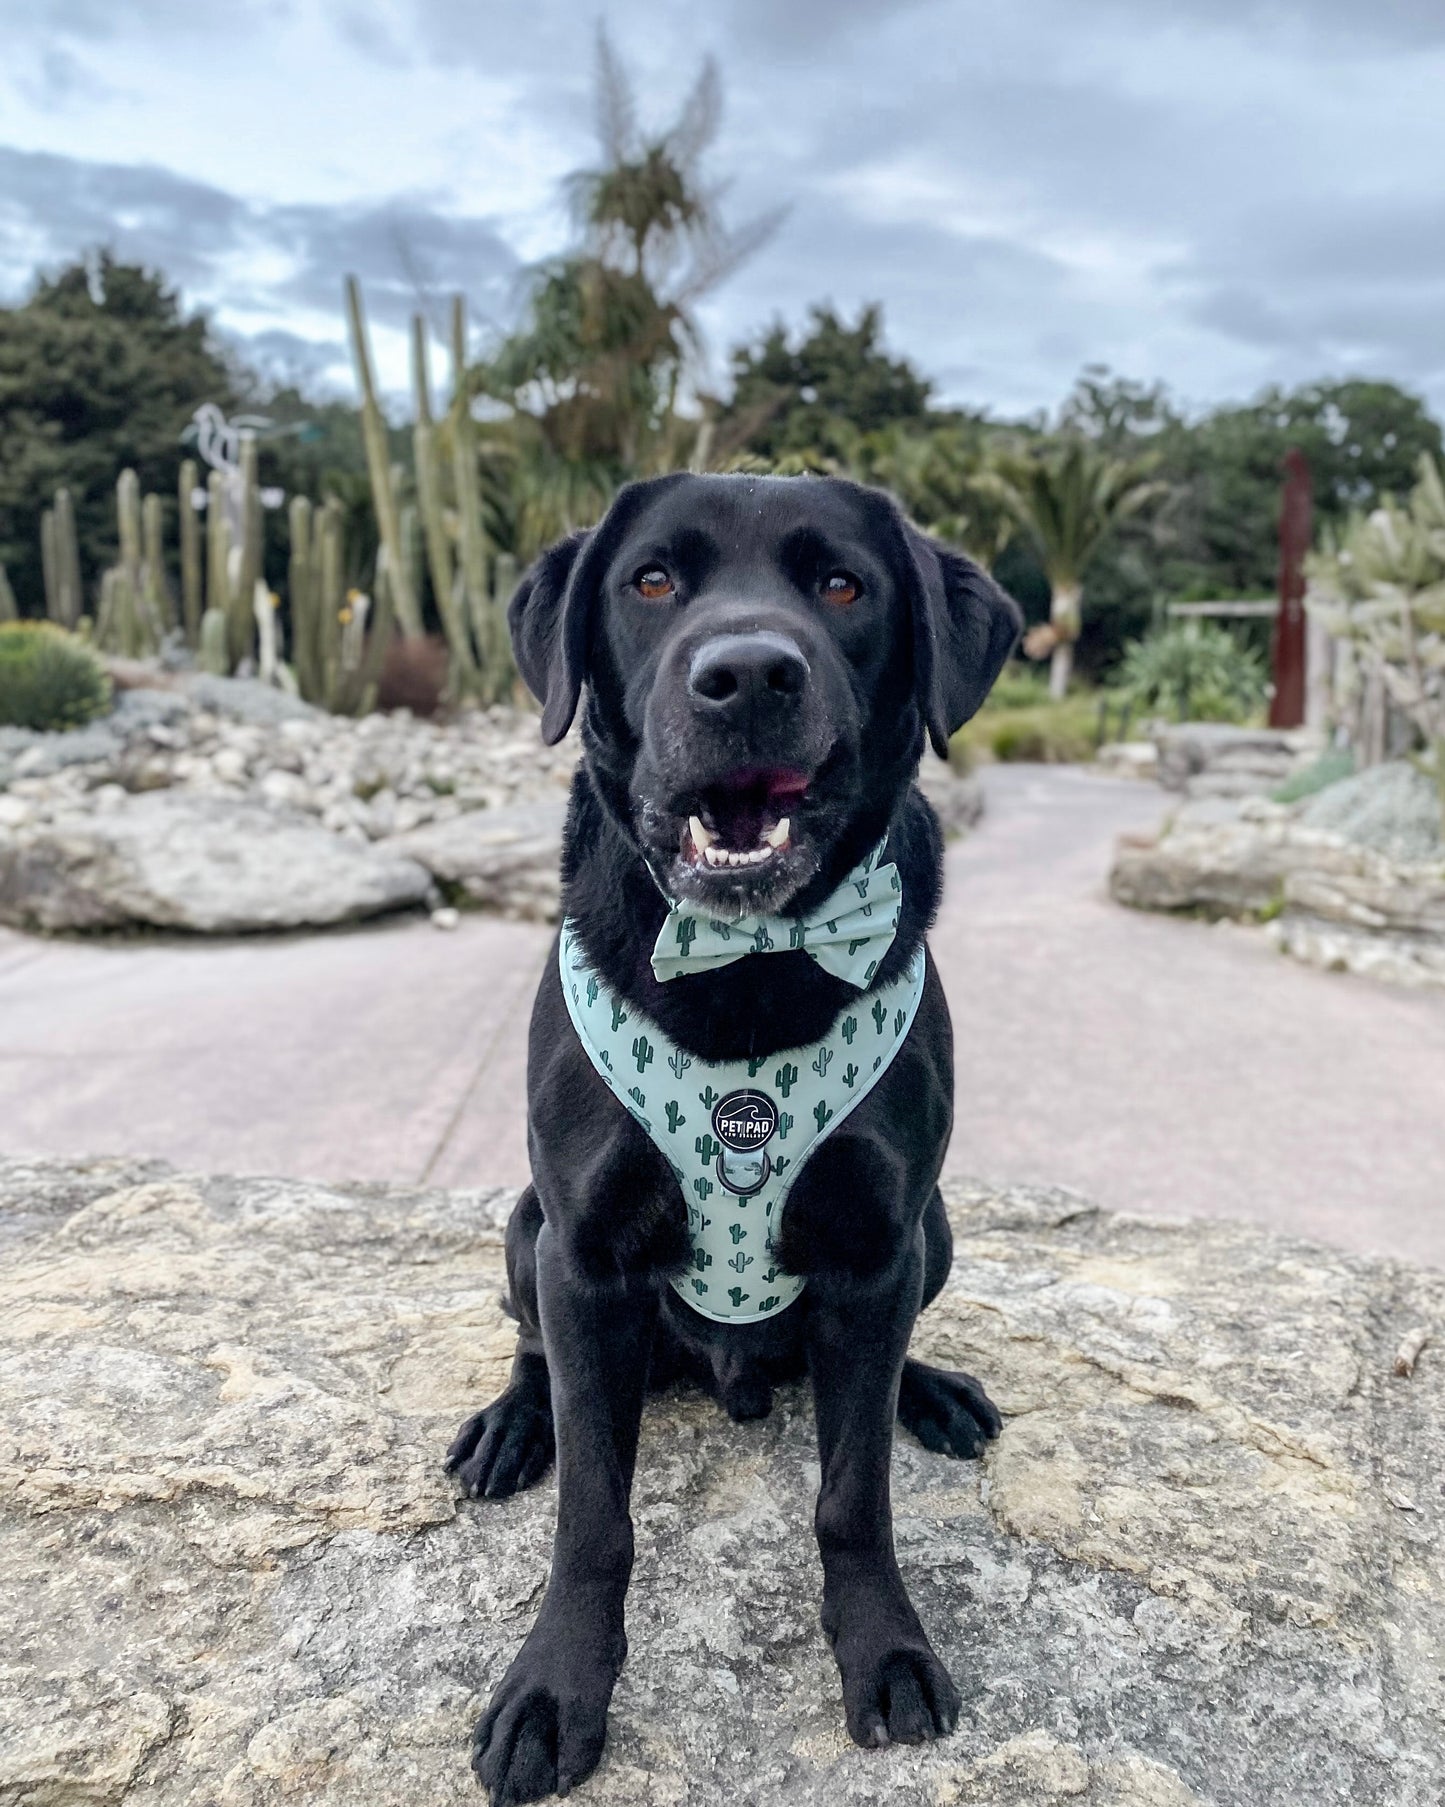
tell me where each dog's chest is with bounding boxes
[558,922,926,1324]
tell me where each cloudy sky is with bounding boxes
[1,0,1442,420]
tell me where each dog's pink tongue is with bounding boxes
[709,768,806,850]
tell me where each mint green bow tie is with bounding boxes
[650,843,902,988]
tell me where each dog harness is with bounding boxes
[558,844,927,1325]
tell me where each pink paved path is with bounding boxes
[3,764,1442,1266]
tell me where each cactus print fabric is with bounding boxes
[650,842,903,988]
[559,918,927,1325]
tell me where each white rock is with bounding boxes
[0,793,431,933]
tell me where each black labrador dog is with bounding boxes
[447,471,1020,1804]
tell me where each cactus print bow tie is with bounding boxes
[650,842,902,989]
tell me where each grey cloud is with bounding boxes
[0,145,519,355]
[1084,0,1445,49]
[220,326,351,392]
[1191,286,1304,352]
[1192,195,1445,287]
[0,149,244,294]
[261,199,518,329]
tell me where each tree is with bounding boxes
[473,27,778,514]
[976,438,1167,697]
[723,304,931,465]
[0,253,239,611]
[1169,380,1443,599]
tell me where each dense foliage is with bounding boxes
[1115,621,1267,724]
[0,622,112,731]
[0,255,239,613]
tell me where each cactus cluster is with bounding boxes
[94,469,169,658]
[288,495,393,714]
[21,276,516,717]
[345,278,515,705]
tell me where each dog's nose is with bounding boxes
[687,631,809,712]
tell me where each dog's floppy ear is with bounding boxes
[507,530,597,744]
[509,475,690,745]
[905,523,1023,758]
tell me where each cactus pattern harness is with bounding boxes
[558,844,927,1325]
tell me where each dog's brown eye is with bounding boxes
[635,568,674,601]
[821,571,860,606]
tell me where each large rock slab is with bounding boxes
[0,791,432,933]
[385,799,567,923]
[1,1156,1441,1805]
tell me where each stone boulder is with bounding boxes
[1153,724,1320,800]
[1095,740,1160,782]
[1111,764,1445,988]
[0,791,432,933]
[385,799,567,923]
[2,1156,1441,1805]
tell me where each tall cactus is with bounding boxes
[40,508,57,623]
[288,495,318,700]
[142,491,171,631]
[411,313,474,686]
[206,469,230,653]
[448,296,490,670]
[344,274,424,640]
[226,433,262,666]
[55,487,83,628]
[178,459,202,645]
[41,488,83,628]
[199,607,229,675]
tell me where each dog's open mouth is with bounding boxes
[683,766,810,872]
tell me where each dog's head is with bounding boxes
[511,473,1020,914]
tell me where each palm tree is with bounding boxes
[477,28,782,480]
[977,438,1167,697]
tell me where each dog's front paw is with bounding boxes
[840,1643,961,1749]
[472,1625,622,1804]
[447,1388,555,1500]
[897,1360,1002,1460]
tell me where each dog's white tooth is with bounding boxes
[704,844,725,867]
[689,814,715,851]
[727,850,742,866]
[764,816,791,849]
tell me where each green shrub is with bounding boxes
[0,623,113,731]
[986,663,1052,710]
[1116,621,1266,724]
[951,691,1100,765]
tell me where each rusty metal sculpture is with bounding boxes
[1269,447,1312,728]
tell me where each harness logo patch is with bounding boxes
[712,1088,778,1197]
[713,1089,778,1150]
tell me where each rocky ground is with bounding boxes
[2,1155,1441,1806]
[1150,723,1323,800]
[0,676,981,936]
[1111,761,1445,989]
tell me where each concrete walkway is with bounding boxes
[3,765,1443,1266]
